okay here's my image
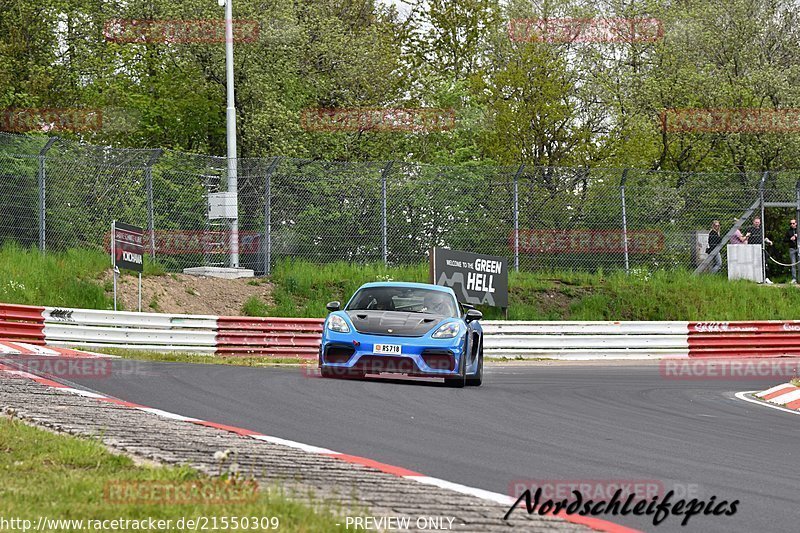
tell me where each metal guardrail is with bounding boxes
[3,303,800,360]
[482,321,690,359]
[0,303,322,358]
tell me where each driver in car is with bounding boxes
[423,292,450,315]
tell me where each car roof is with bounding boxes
[355,281,456,296]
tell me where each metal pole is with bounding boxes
[620,169,630,274]
[112,221,117,311]
[512,164,525,272]
[145,149,162,258]
[759,172,767,282]
[224,0,239,268]
[37,137,57,252]
[138,272,142,312]
[796,180,800,230]
[381,161,393,265]
[262,156,281,276]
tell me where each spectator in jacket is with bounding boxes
[745,217,772,246]
[785,219,798,284]
[706,220,723,273]
[746,217,773,284]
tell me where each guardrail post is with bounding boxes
[262,156,281,276]
[620,168,630,273]
[145,149,163,258]
[37,137,57,252]
[513,164,525,272]
[381,161,393,266]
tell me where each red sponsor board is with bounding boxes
[1,108,102,133]
[509,17,663,43]
[300,108,456,133]
[513,229,664,254]
[661,108,800,134]
[660,358,800,380]
[103,19,260,44]
[104,480,258,504]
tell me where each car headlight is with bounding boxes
[327,314,350,333]
[432,322,460,339]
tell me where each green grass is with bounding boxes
[0,243,112,309]
[0,416,349,531]
[259,260,800,321]
[0,243,165,310]
[5,246,800,321]
[88,348,310,366]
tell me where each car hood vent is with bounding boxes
[346,311,442,337]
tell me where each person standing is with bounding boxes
[785,219,798,284]
[746,217,773,284]
[745,217,772,246]
[706,220,723,273]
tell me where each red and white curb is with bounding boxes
[756,383,800,411]
[0,340,107,358]
[0,361,636,533]
[734,383,800,416]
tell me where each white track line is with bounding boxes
[735,391,800,416]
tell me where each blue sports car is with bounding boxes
[319,282,483,387]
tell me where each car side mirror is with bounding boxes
[464,309,482,322]
[326,301,340,312]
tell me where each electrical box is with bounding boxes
[208,192,237,219]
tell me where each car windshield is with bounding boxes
[346,286,458,316]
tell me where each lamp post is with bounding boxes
[220,0,239,268]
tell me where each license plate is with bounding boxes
[374,344,402,355]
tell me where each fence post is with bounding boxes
[620,168,630,274]
[262,156,281,276]
[513,164,525,272]
[796,180,800,230]
[37,137,57,252]
[381,161,393,266]
[145,149,163,258]
[759,172,767,282]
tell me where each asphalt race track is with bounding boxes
[36,359,800,533]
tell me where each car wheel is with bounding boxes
[465,345,483,387]
[444,352,466,388]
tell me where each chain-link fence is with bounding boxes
[3,131,800,276]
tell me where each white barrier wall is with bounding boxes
[482,321,690,360]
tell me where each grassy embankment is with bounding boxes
[0,416,349,531]
[249,258,800,321]
[0,243,163,310]
[4,243,800,321]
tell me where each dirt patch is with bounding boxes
[104,271,272,316]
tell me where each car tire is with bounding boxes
[465,344,483,387]
[444,352,466,388]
